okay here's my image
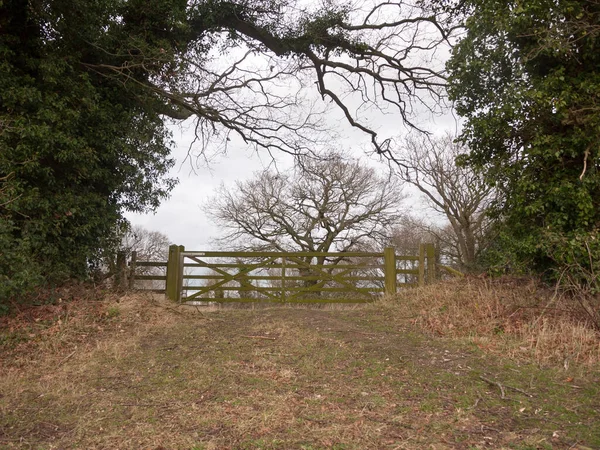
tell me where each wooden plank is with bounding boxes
[135,261,168,267]
[284,256,381,271]
[182,297,376,304]
[183,297,280,303]
[281,257,287,302]
[181,274,385,282]
[136,256,414,269]
[176,245,185,301]
[115,251,126,289]
[183,287,280,302]
[182,251,383,258]
[438,264,464,277]
[181,285,380,293]
[395,269,419,275]
[165,245,179,301]
[134,275,168,281]
[180,262,384,270]
[128,251,137,289]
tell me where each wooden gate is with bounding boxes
[160,246,436,304]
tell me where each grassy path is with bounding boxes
[1,297,599,449]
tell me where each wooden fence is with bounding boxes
[122,244,438,304]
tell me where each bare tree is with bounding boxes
[121,225,171,262]
[206,152,405,278]
[395,133,496,270]
[121,225,172,289]
[86,0,458,160]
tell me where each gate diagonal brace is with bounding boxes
[283,256,372,300]
[183,256,279,300]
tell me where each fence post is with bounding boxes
[128,251,137,290]
[426,243,436,284]
[418,244,425,287]
[115,251,126,290]
[176,245,185,302]
[166,244,180,301]
[384,247,397,295]
[281,256,286,303]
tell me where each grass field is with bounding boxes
[1,285,599,449]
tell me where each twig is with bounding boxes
[479,375,534,398]
[561,384,583,389]
[300,416,328,424]
[479,375,505,398]
[470,394,482,410]
[579,145,591,180]
[242,335,277,340]
[115,402,163,407]
[568,441,594,450]
[160,304,185,315]
[331,329,382,336]
[504,384,534,397]
[441,357,464,364]
[58,350,76,366]
[531,270,566,329]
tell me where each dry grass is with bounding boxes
[380,277,600,367]
[1,287,599,449]
[0,289,180,366]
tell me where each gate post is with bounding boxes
[426,243,436,284]
[384,247,397,295]
[176,245,185,302]
[128,251,137,289]
[166,245,181,301]
[115,251,126,290]
[418,243,426,287]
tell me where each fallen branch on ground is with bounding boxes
[479,375,534,398]
[242,335,277,340]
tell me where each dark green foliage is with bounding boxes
[0,0,177,303]
[0,219,43,309]
[541,230,600,295]
[447,0,600,279]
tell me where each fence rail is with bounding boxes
[120,244,445,303]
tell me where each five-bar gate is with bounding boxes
[156,245,436,304]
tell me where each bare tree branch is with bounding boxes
[84,0,457,160]
[394,132,497,270]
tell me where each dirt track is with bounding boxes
[1,295,598,449]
